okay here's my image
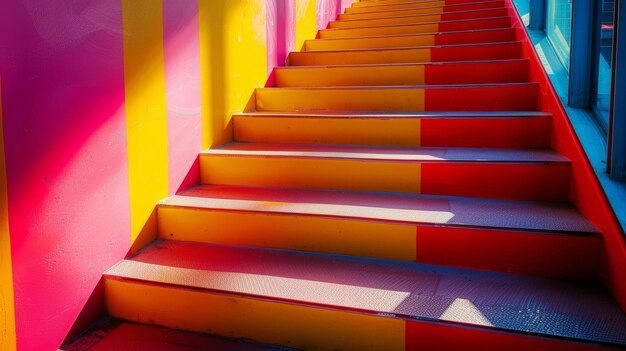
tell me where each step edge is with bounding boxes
[307,27,514,43]
[157,194,599,235]
[102,266,620,348]
[287,40,522,55]
[319,16,511,32]
[330,6,509,24]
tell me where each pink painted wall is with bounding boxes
[317,0,352,30]
[0,0,352,349]
[163,0,203,194]
[0,1,130,350]
[266,0,297,75]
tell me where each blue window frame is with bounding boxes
[545,0,572,69]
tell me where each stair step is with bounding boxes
[345,0,503,13]
[272,60,529,87]
[287,41,523,65]
[254,83,538,112]
[305,28,515,51]
[318,17,512,39]
[199,143,569,201]
[353,0,490,7]
[61,319,290,351]
[233,111,552,148]
[104,241,625,350]
[340,0,505,19]
[156,185,600,276]
[329,8,510,28]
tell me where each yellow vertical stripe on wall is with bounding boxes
[122,0,169,251]
[199,0,268,149]
[0,78,17,351]
[296,0,317,51]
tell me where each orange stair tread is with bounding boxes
[330,7,508,24]
[105,241,626,346]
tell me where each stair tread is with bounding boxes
[345,0,503,13]
[62,319,290,351]
[331,7,508,24]
[320,16,511,32]
[160,185,598,234]
[203,143,568,163]
[276,58,528,69]
[307,27,513,42]
[237,110,551,118]
[259,82,537,89]
[289,40,522,55]
[106,240,626,346]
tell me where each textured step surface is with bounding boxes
[318,17,512,38]
[287,42,524,65]
[104,241,626,347]
[233,111,552,148]
[328,8,510,28]
[61,320,292,351]
[340,0,506,19]
[254,83,538,112]
[304,28,516,51]
[273,60,529,87]
[156,185,601,277]
[161,185,597,233]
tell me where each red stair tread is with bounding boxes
[106,241,626,346]
[161,185,599,234]
[61,320,289,351]
[205,143,568,163]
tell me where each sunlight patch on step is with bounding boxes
[439,298,494,327]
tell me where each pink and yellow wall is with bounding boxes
[0,1,351,350]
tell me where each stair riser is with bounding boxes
[341,1,505,19]
[254,85,538,112]
[287,42,523,65]
[305,29,515,51]
[329,8,509,28]
[233,115,552,148]
[157,206,600,278]
[199,156,570,201]
[347,0,501,13]
[319,17,512,39]
[274,60,528,87]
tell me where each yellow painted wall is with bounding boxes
[122,0,170,251]
[199,0,268,148]
[0,78,17,351]
[296,0,317,50]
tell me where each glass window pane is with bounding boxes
[545,0,572,69]
[594,0,615,130]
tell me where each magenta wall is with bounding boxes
[0,0,350,349]
[0,1,130,350]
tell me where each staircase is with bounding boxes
[63,0,626,350]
